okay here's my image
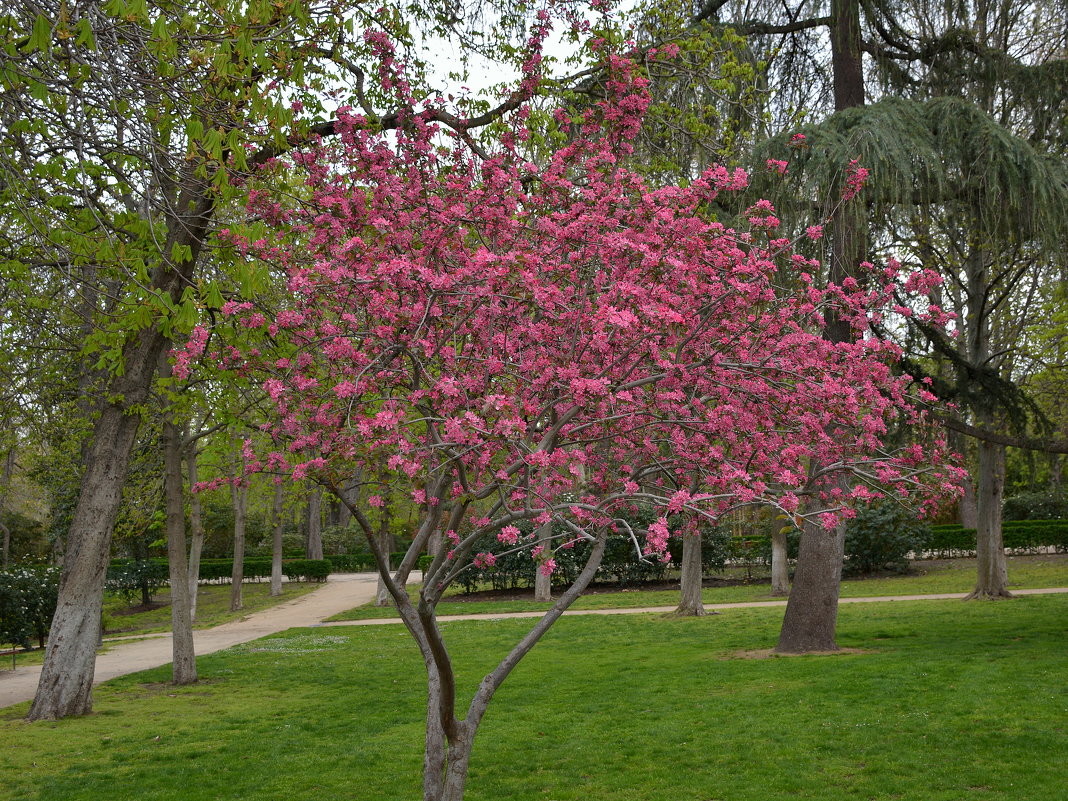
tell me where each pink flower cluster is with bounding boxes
[217,42,962,582]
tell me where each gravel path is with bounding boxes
[3,578,1065,710]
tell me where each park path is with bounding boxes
[2,579,1066,710]
[0,571,384,710]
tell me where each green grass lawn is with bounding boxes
[2,594,1065,800]
[2,582,322,669]
[327,553,1068,620]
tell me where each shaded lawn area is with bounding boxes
[327,553,1068,620]
[2,594,1066,800]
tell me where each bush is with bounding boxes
[1003,491,1068,521]
[844,504,931,575]
[325,553,377,573]
[106,559,169,605]
[282,559,331,582]
[927,519,1068,557]
[0,566,60,649]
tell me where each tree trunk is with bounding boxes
[186,441,204,620]
[0,447,14,569]
[229,475,249,612]
[775,518,846,653]
[305,485,323,560]
[162,415,196,685]
[270,482,285,597]
[28,334,166,720]
[770,528,790,596]
[967,431,1011,599]
[775,0,865,652]
[375,500,395,607]
[533,522,553,603]
[959,475,979,529]
[0,520,9,570]
[673,531,705,615]
[27,178,213,721]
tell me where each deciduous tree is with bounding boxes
[210,40,959,799]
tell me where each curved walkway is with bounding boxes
[3,578,1066,710]
[0,572,384,710]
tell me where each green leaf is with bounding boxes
[24,14,51,53]
[74,17,96,48]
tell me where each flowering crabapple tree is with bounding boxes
[195,33,962,801]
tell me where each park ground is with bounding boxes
[1,554,1066,800]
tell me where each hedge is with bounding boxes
[927,519,1068,558]
[106,558,333,585]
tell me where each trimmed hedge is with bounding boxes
[323,552,411,573]
[927,519,1068,558]
[106,558,333,585]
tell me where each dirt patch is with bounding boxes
[727,647,874,660]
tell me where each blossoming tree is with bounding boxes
[200,30,962,800]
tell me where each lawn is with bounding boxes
[327,552,1068,620]
[2,581,322,669]
[1,594,1065,800]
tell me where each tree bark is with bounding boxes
[28,177,213,721]
[533,521,553,603]
[775,518,846,653]
[375,497,395,607]
[305,485,323,560]
[162,414,196,685]
[0,447,13,569]
[186,440,204,620]
[270,482,285,597]
[229,473,249,613]
[967,430,1011,598]
[775,0,865,652]
[674,531,706,615]
[770,528,790,596]
[28,331,168,720]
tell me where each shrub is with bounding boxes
[0,566,60,649]
[844,504,931,575]
[282,559,331,582]
[927,519,1068,557]
[325,553,377,573]
[1003,491,1068,521]
[106,559,169,605]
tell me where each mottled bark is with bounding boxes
[674,532,705,615]
[162,414,196,685]
[533,522,553,603]
[375,498,394,607]
[959,475,979,529]
[28,178,212,721]
[967,430,1011,599]
[0,447,13,569]
[775,518,846,653]
[770,529,790,596]
[229,474,249,613]
[270,482,285,597]
[28,376,149,718]
[305,485,323,560]
[186,442,204,620]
